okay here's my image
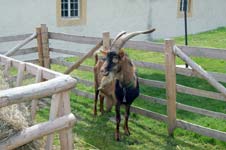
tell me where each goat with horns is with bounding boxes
[97,28,155,141]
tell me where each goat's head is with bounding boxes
[100,28,156,77]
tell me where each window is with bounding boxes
[61,0,79,18]
[177,0,193,18]
[57,0,86,26]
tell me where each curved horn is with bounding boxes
[111,28,156,52]
[111,31,127,48]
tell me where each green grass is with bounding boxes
[37,27,226,149]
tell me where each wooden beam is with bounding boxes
[51,51,226,83]
[41,24,50,69]
[64,40,103,74]
[52,58,226,102]
[31,69,43,121]
[49,32,101,45]
[102,32,110,50]
[16,62,25,87]
[0,113,76,150]
[49,32,226,59]
[130,106,167,123]
[165,39,177,136]
[0,75,76,108]
[45,93,63,150]
[0,33,33,43]
[0,54,63,80]
[176,119,226,142]
[3,59,11,79]
[4,32,37,56]
[50,48,84,57]
[36,27,44,67]
[59,92,74,150]
[174,46,226,98]
[73,87,226,121]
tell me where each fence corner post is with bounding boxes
[41,24,50,69]
[164,39,176,137]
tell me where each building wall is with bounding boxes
[151,0,226,39]
[1,0,226,41]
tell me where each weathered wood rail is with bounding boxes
[0,24,226,143]
[0,54,77,150]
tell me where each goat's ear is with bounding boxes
[100,49,108,56]
[118,49,125,59]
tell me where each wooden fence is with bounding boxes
[0,24,226,143]
[0,54,76,150]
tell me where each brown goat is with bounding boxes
[99,29,156,141]
[93,51,116,116]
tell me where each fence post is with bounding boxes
[41,24,50,69]
[31,69,43,121]
[164,39,176,137]
[59,91,74,150]
[36,27,44,67]
[102,32,110,51]
[102,32,113,109]
[3,59,13,87]
[16,62,25,87]
[45,93,62,150]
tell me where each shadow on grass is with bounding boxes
[129,119,206,150]
[71,94,209,150]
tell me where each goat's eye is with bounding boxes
[112,57,119,63]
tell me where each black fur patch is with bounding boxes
[105,52,119,72]
[115,79,139,105]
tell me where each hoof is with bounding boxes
[115,133,120,141]
[100,110,104,115]
[124,130,130,136]
[124,127,130,136]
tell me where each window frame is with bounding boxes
[56,0,86,26]
[177,0,193,18]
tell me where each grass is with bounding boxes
[37,27,226,149]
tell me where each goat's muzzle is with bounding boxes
[100,69,109,76]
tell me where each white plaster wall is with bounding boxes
[0,0,154,41]
[0,0,226,42]
[150,0,226,39]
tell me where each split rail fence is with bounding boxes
[0,24,226,143]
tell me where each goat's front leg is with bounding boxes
[124,105,131,136]
[99,95,104,114]
[115,102,121,141]
[94,90,99,116]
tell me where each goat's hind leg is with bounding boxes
[124,105,131,136]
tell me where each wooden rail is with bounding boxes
[49,32,226,59]
[51,58,226,102]
[0,114,76,150]
[4,32,37,56]
[1,29,226,59]
[174,45,226,99]
[0,33,33,43]
[50,50,226,83]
